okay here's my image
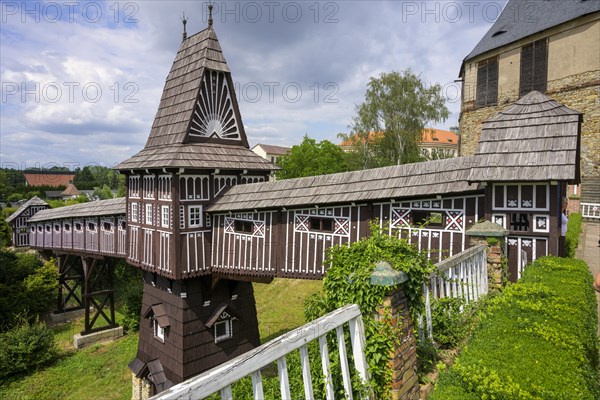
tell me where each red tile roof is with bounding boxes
[24,172,75,187]
[339,128,458,146]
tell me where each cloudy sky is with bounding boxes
[1,0,506,169]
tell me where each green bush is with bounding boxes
[565,212,582,258]
[431,257,599,400]
[114,260,143,332]
[305,223,433,398]
[0,316,57,380]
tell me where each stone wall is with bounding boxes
[131,374,151,400]
[459,70,599,178]
[375,287,420,400]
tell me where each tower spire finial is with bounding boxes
[181,12,187,41]
[208,1,213,28]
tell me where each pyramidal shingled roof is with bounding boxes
[116,25,274,172]
[468,91,582,182]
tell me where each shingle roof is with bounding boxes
[116,26,265,172]
[207,157,481,212]
[461,0,600,74]
[468,91,581,182]
[144,27,231,149]
[28,197,126,222]
[115,143,275,171]
[5,196,48,223]
[209,91,581,213]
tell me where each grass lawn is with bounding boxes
[253,278,323,342]
[0,279,322,399]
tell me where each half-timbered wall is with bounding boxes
[376,194,484,263]
[486,182,560,280]
[28,215,126,258]
[212,212,275,277]
[10,205,48,246]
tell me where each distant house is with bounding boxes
[458,0,599,185]
[250,144,291,165]
[24,171,76,187]
[5,196,49,246]
[61,183,81,200]
[339,128,459,158]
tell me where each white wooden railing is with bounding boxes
[151,304,369,400]
[581,202,600,219]
[422,244,488,339]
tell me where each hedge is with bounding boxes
[431,257,599,400]
[565,212,583,258]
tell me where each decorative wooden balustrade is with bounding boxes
[581,202,600,220]
[422,244,488,339]
[151,304,369,400]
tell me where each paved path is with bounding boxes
[577,221,600,336]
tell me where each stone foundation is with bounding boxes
[73,326,123,349]
[131,374,151,400]
[49,308,85,324]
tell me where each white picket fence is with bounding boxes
[422,244,488,340]
[581,202,600,219]
[151,304,369,400]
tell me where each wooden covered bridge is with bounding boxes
[12,14,581,397]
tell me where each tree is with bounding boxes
[73,166,96,190]
[276,135,349,180]
[346,70,449,169]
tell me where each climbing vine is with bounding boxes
[305,221,434,398]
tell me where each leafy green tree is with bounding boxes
[93,184,115,200]
[73,166,97,190]
[421,148,456,161]
[7,193,23,203]
[276,135,349,179]
[345,70,449,169]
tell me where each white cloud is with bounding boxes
[1,0,501,169]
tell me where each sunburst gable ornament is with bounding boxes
[189,70,241,140]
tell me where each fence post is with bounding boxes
[371,261,420,400]
[465,220,508,291]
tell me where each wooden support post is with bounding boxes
[81,256,118,335]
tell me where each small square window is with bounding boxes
[214,319,232,343]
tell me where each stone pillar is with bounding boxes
[466,220,509,291]
[371,262,420,400]
[131,373,151,400]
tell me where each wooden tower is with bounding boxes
[116,13,276,394]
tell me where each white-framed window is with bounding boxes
[188,206,203,227]
[161,205,170,228]
[214,319,232,343]
[146,204,153,225]
[131,202,138,223]
[153,318,165,342]
[129,175,140,198]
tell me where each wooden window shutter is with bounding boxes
[476,62,488,107]
[533,39,547,93]
[476,58,498,107]
[487,59,498,104]
[520,39,547,96]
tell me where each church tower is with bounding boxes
[117,8,276,395]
